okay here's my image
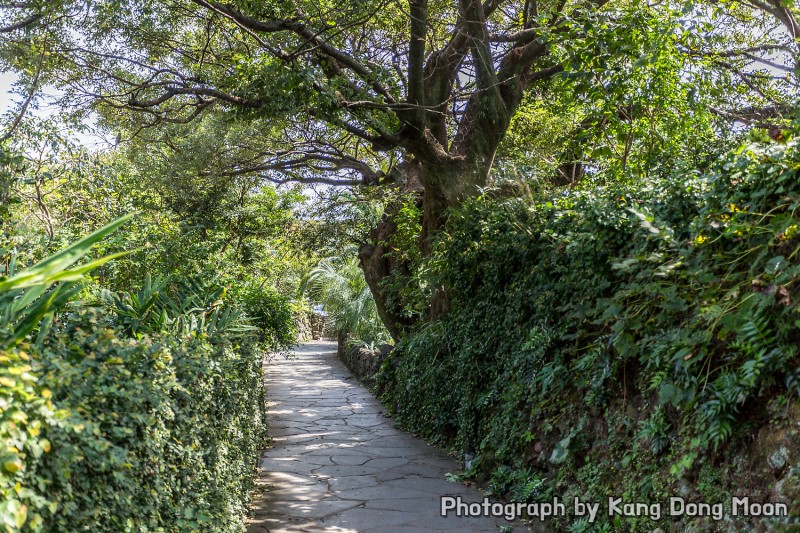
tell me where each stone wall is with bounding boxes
[337,333,393,386]
[294,311,312,343]
[310,313,335,340]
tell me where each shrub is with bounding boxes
[1,218,278,532]
[378,135,800,527]
[2,316,267,532]
[232,280,295,349]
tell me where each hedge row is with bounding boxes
[379,137,800,529]
[1,308,268,532]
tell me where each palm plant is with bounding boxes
[99,273,168,334]
[0,213,134,349]
[302,252,390,345]
[100,273,256,340]
[164,276,255,340]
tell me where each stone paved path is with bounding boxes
[247,341,530,533]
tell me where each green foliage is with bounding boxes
[3,116,315,353]
[0,144,25,228]
[303,252,390,345]
[381,197,429,322]
[379,133,800,527]
[3,117,312,305]
[231,280,295,349]
[497,0,736,187]
[1,318,267,532]
[99,273,168,335]
[1,222,279,532]
[100,274,258,341]
[0,214,134,349]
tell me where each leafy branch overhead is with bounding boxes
[1,0,796,190]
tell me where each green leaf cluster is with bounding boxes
[378,131,800,527]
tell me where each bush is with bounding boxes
[1,218,285,532]
[2,312,267,532]
[232,280,296,348]
[378,135,800,528]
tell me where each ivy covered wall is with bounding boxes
[378,137,800,531]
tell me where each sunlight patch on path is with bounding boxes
[246,341,533,533]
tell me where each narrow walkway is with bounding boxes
[247,341,530,533]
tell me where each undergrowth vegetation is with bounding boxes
[303,253,390,346]
[378,134,800,529]
[0,215,294,531]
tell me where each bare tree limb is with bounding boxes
[0,27,46,142]
[710,103,795,124]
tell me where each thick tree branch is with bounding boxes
[717,44,794,56]
[128,86,262,108]
[459,0,499,94]
[207,150,377,186]
[489,27,538,42]
[0,11,40,32]
[407,0,427,130]
[710,103,795,125]
[766,0,800,42]
[420,0,503,144]
[190,0,397,104]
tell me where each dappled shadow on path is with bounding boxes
[246,342,533,533]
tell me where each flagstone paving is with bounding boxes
[247,341,532,533]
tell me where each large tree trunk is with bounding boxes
[358,214,416,342]
[357,160,423,341]
[359,155,492,337]
[420,161,490,319]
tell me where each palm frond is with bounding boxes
[303,253,389,345]
[0,214,134,348]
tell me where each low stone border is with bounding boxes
[337,334,393,386]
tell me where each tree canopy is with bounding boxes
[1,0,798,334]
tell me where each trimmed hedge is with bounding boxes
[1,309,268,532]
